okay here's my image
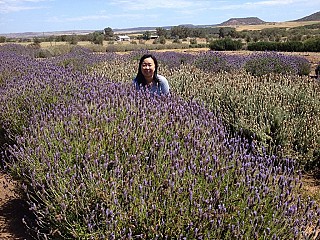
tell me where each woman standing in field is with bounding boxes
[133,54,170,95]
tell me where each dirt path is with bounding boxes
[0,172,31,240]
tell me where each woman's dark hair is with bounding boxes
[135,54,159,86]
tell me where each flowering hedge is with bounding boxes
[0,44,319,239]
[244,52,311,76]
[92,51,319,170]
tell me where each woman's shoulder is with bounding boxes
[157,74,168,83]
[157,74,170,94]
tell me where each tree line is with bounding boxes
[1,23,319,52]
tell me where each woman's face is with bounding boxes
[141,57,155,80]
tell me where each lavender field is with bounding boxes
[0,44,319,239]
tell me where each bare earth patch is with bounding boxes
[0,172,31,240]
[302,172,320,203]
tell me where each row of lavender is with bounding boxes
[0,44,319,239]
[92,50,320,171]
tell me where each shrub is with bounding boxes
[190,38,197,45]
[247,41,280,51]
[193,51,246,73]
[159,36,166,44]
[105,44,118,52]
[66,35,79,45]
[303,37,320,52]
[0,36,6,43]
[35,49,54,58]
[244,52,310,77]
[279,41,304,52]
[247,40,319,52]
[189,43,208,48]
[172,37,182,44]
[45,44,74,57]
[0,43,37,57]
[209,38,243,51]
[85,44,106,53]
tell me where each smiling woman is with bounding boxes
[133,54,170,95]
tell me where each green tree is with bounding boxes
[227,29,238,38]
[170,26,190,39]
[245,35,251,43]
[143,31,151,40]
[219,28,225,38]
[60,35,68,42]
[67,34,79,45]
[156,27,168,37]
[104,27,114,40]
[95,35,104,45]
[88,31,104,45]
[0,36,6,43]
[33,37,42,45]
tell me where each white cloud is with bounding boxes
[109,0,207,11]
[47,13,143,23]
[204,0,312,11]
[0,0,50,13]
[244,0,308,7]
[107,0,314,16]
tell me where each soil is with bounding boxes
[0,173,32,240]
[0,50,319,239]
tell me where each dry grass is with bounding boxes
[229,20,320,31]
[302,174,320,203]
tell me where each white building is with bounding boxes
[116,35,131,41]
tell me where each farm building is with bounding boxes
[116,35,131,41]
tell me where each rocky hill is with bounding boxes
[295,11,320,21]
[219,17,266,26]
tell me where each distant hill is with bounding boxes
[114,26,157,33]
[295,11,320,21]
[219,17,266,26]
[114,24,214,33]
[1,30,96,39]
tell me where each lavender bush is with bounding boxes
[92,51,319,169]
[244,52,311,77]
[0,49,79,135]
[168,64,320,169]
[0,43,37,58]
[8,80,320,239]
[193,51,246,73]
[47,46,122,72]
[0,45,319,239]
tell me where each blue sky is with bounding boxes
[0,0,319,34]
